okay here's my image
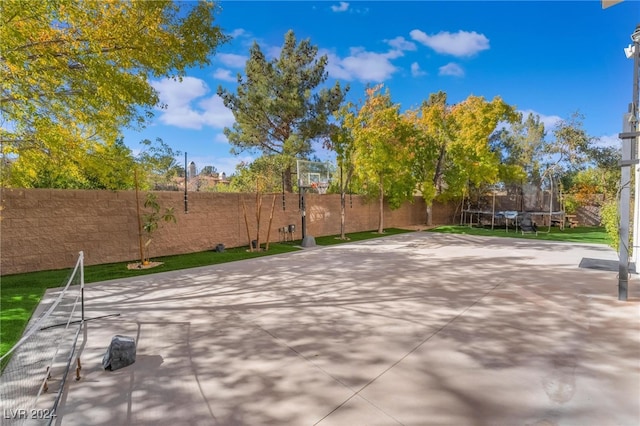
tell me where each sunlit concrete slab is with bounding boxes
[35,232,640,425]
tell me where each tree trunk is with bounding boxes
[340,190,346,239]
[426,202,433,226]
[433,141,447,194]
[378,172,384,233]
[284,165,294,193]
[255,190,262,250]
[265,195,277,251]
[337,164,354,240]
[241,198,252,252]
[340,166,347,240]
[134,168,145,264]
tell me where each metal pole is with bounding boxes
[632,143,639,266]
[622,25,640,297]
[300,183,306,239]
[630,27,640,265]
[282,172,286,211]
[491,190,495,231]
[549,173,553,233]
[184,152,188,213]
[80,251,84,323]
[619,113,633,301]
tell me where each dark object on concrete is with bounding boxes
[102,335,136,371]
[214,243,225,253]
[580,257,637,274]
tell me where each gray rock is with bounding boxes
[102,335,136,371]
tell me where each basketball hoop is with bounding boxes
[316,182,329,194]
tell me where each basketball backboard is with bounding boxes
[296,159,331,193]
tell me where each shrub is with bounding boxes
[600,199,620,251]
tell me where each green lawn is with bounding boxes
[0,228,411,365]
[429,225,612,245]
[314,227,413,245]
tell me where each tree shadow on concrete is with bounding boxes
[48,232,639,425]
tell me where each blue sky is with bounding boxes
[121,1,640,175]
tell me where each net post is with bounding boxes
[80,251,85,323]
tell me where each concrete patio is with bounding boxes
[51,231,639,425]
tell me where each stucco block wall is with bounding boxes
[0,188,456,275]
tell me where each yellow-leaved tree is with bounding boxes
[343,85,416,233]
[407,92,520,224]
[1,0,228,188]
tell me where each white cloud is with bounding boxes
[331,2,349,12]
[386,36,417,51]
[411,62,426,77]
[229,28,246,38]
[265,44,282,60]
[150,77,234,130]
[518,109,562,131]
[213,133,228,144]
[218,53,248,68]
[221,155,255,175]
[410,29,490,57]
[439,62,464,77]
[594,133,621,149]
[322,47,403,82]
[198,96,235,128]
[213,68,237,82]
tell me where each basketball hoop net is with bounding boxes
[315,182,329,194]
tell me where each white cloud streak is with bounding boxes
[439,62,464,77]
[213,68,236,82]
[518,109,562,131]
[322,47,403,82]
[410,29,490,57]
[229,28,246,38]
[331,2,349,12]
[411,62,426,77]
[594,133,621,149]
[386,36,416,51]
[218,53,248,68]
[151,77,234,130]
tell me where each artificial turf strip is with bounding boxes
[429,225,611,246]
[314,227,413,245]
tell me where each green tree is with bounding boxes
[137,138,182,189]
[217,29,348,192]
[137,192,176,265]
[407,92,518,223]
[490,112,546,186]
[405,91,456,224]
[229,155,290,193]
[3,137,136,189]
[1,0,228,188]
[200,165,218,177]
[545,112,592,174]
[344,85,416,233]
[327,106,357,239]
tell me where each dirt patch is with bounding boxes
[399,225,437,232]
[127,261,163,270]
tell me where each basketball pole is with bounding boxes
[300,178,306,240]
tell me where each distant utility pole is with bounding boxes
[184,152,188,214]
